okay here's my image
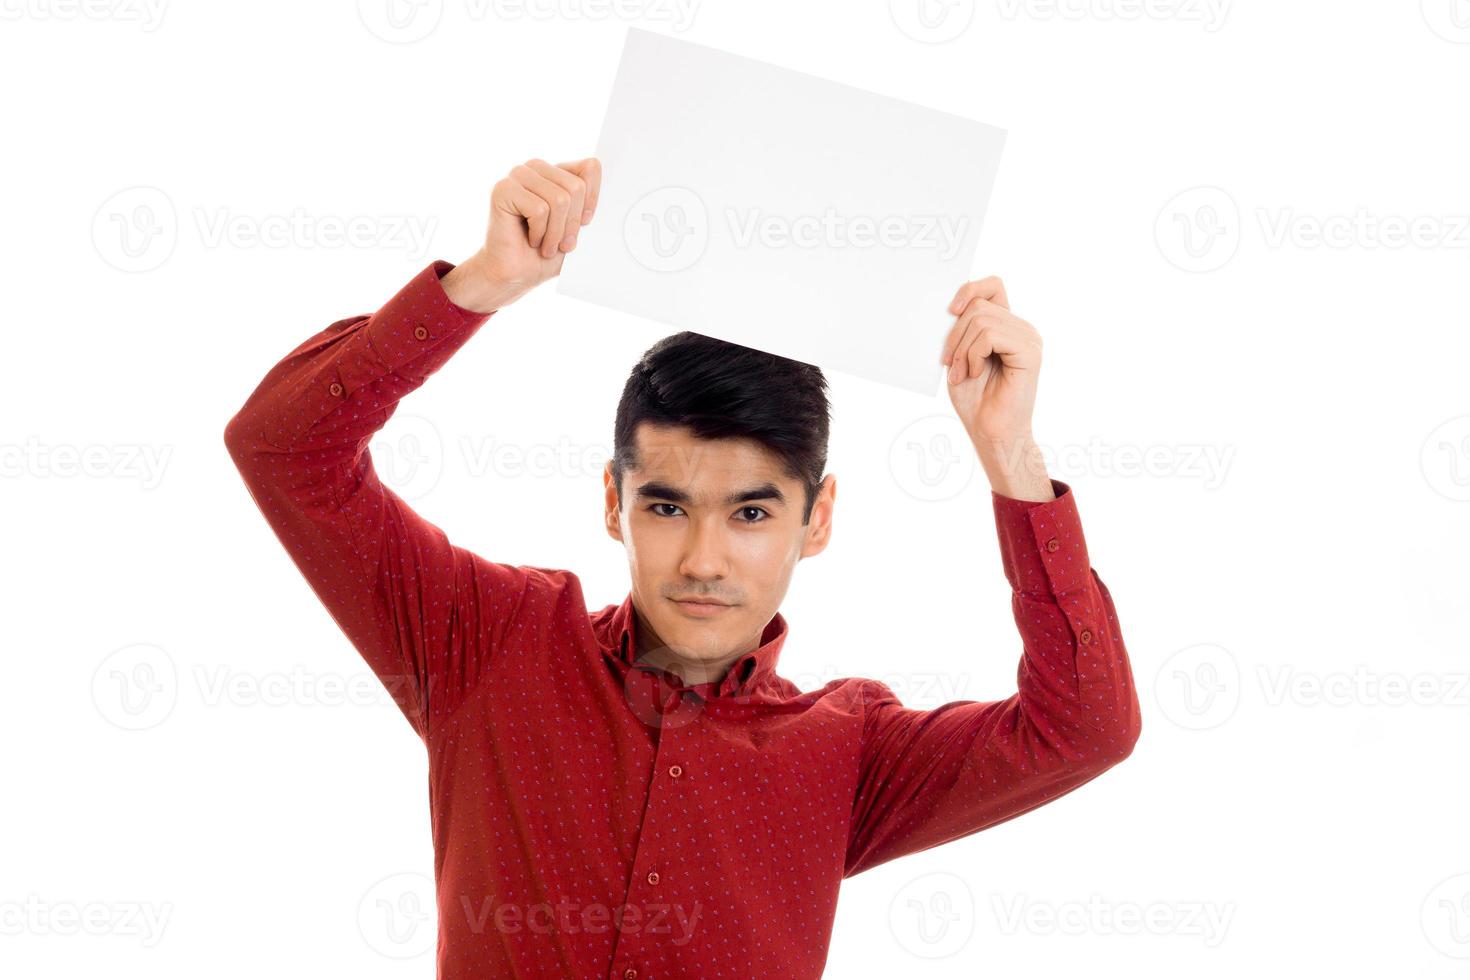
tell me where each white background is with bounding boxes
[3,1,1468,977]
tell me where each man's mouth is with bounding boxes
[670,597,735,616]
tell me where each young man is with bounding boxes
[224,156,1141,978]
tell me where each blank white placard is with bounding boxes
[557,27,1007,396]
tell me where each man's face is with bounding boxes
[603,422,834,681]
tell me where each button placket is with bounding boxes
[608,688,699,975]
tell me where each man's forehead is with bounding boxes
[629,428,790,492]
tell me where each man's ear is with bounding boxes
[800,473,836,559]
[603,460,624,543]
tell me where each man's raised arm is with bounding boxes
[222,158,601,740]
[845,275,1141,876]
[844,479,1141,877]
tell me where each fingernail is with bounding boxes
[582,209,594,224]
[562,235,576,251]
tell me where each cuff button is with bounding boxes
[413,325,429,340]
[328,382,344,397]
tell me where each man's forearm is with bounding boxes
[441,254,526,314]
[973,431,1055,502]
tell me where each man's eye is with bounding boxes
[648,504,768,523]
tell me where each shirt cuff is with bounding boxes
[364,259,495,379]
[992,478,1090,596]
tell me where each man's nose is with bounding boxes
[678,519,730,580]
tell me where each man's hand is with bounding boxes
[443,157,602,313]
[940,276,1053,501]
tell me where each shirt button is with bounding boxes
[328,382,344,397]
[413,325,429,340]
[1045,537,1060,552]
[623,970,637,980]
[668,765,682,778]
[646,871,660,885]
[1079,628,1093,644]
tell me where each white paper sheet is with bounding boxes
[557,28,1007,396]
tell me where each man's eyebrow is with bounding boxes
[634,481,787,507]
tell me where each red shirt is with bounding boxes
[224,259,1142,979]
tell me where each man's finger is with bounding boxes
[942,301,1009,366]
[558,158,601,224]
[512,162,573,258]
[527,159,586,252]
[498,179,552,251]
[948,276,1009,314]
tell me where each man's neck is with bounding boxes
[632,608,744,686]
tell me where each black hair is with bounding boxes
[612,332,831,525]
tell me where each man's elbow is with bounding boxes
[223,410,262,465]
[1089,704,1142,771]
[222,412,265,480]
[223,407,247,450]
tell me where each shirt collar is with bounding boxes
[605,591,788,698]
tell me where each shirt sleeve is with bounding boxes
[223,259,537,741]
[843,478,1142,878]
